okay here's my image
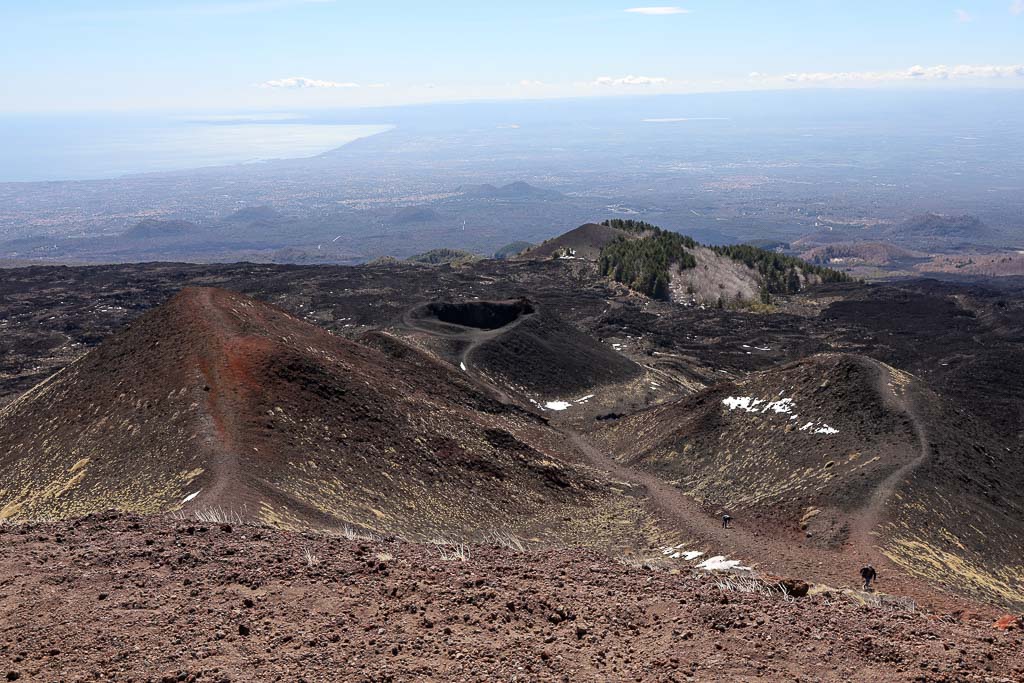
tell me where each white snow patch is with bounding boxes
[722,396,793,414]
[724,396,838,435]
[696,555,750,572]
[182,490,201,504]
[544,401,571,411]
[658,547,706,562]
[573,394,595,404]
[460,362,467,372]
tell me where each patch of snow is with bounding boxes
[182,490,201,504]
[460,362,467,372]
[574,394,595,404]
[696,556,750,572]
[722,396,793,414]
[724,396,838,436]
[544,401,571,411]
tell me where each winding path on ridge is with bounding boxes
[564,429,815,579]
[841,361,934,592]
[396,299,963,610]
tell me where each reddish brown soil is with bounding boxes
[0,288,618,542]
[2,512,1022,682]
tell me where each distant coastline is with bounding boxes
[0,116,394,183]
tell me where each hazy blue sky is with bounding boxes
[1,0,1023,112]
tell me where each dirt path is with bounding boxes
[191,288,247,507]
[840,361,933,588]
[565,429,794,571]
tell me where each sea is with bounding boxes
[0,113,393,183]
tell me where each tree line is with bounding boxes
[597,220,851,301]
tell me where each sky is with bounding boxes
[1,0,1022,112]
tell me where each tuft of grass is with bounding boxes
[482,529,526,552]
[302,546,320,568]
[170,506,244,525]
[376,552,393,563]
[430,540,470,562]
[337,524,378,542]
[711,574,787,598]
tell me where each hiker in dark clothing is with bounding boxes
[721,514,732,529]
[860,564,877,590]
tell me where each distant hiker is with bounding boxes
[860,564,877,590]
[721,513,732,529]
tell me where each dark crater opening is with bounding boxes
[421,299,535,330]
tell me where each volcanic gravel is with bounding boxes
[1,512,1022,682]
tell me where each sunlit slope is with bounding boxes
[0,288,646,546]
[596,353,1024,608]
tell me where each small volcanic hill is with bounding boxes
[0,288,643,544]
[800,242,923,267]
[405,298,643,398]
[595,353,1024,608]
[884,213,1003,250]
[406,247,479,265]
[521,222,637,260]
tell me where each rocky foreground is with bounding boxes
[1,512,1022,682]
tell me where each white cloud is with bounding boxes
[258,76,360,89]
[773,63,1024,83]
[519,80,547,87]
[625,6,691,15]
[1012,0,1024,15]
[955,9,973,22]
[594,75,670,86]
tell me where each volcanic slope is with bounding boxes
[0,287,650,546]
[405,298,643,401]
[594,353,1024,609]
[519,222,637,260]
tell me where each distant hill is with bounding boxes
[520,222,642,261]
[392,206,442,224]
[882,213,1004,251]
[590,219,850,304]
[407,248,480,265]
[459,181,563,200]
[493,241,534,260]
[123,219,198,240]
[800,242,923,267]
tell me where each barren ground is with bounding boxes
[2,512,1023,682]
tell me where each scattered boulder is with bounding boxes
[993,614,1024,631]
[778,578,810,598]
